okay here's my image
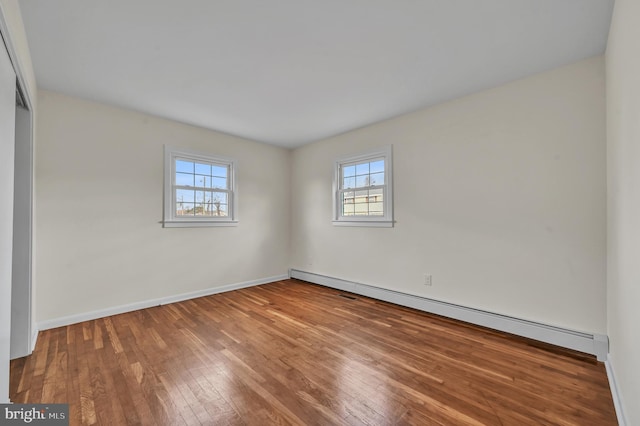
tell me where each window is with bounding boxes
[163,146,237,227]
[333,146,393,227]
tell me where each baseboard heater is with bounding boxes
[289,269,608,361]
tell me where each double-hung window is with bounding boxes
[164,146,237,227]
[333,146,393,227]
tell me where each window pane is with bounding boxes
[195,163,211,175]
[369,188,383,202]
[176,160,193,173]
[201,203,214,216]
[338,187,386,217]
[177,202,195,216]
[216,204,228,217]
[176,172,194,186]
[355,175,370,188]
[354,203,369,215]
[343,177,355,189]
[212,165,228,178]
[355,163,369,175]
[369,172,384,186]
[370,160,384,173]
[354,190,368,201]
[195,175,209,188]
[342,191,354,204]
[196,191,207,203]
[369,202,384,215]
[176,189,195,203]
[212,192,228,204]
[212,177,227,189]
[343,165,356,178]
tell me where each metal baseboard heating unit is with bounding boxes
[289,269,608,361]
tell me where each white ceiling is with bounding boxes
[20,0,614,148]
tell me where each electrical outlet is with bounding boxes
[424,274,432,286]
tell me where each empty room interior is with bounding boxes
[1,0,638,424]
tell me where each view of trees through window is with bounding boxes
[174,159,230,217]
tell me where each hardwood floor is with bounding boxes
[10,279,616,425]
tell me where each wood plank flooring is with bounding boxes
[10,279,617,425]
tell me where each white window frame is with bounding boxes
[333,145,394,227]
[163,146,238,228]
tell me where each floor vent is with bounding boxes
[337,293,357,300]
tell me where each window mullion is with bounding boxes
[174,185,207,191]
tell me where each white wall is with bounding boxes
[606,0,640,422]
[291,56,606,335]
[35,90,290,323]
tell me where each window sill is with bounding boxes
[332,220,394,228]
[163,220,238,228]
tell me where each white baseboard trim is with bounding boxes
[37,274,290,331]
[290,269,609,361]
[605,357,628,426]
